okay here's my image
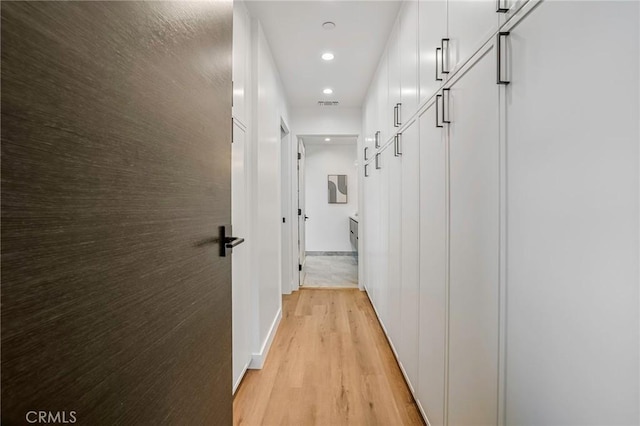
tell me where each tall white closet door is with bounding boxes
[418,0,447,103]
[377,148,391,328]
[417,100,447,426]
[362,165,374,295]
[365,160,379,299]
[505,2,640,424]
[447,0,498,71]
[385,145,401,346]
[372,158,383,307]
[400,1,419,120]
[399,119,420,388]
[447,46,500,426]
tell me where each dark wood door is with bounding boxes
[1,2,233,424]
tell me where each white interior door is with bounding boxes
[297,139,307,285]
[232,121,250,393]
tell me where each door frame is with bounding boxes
[296,137,307,287]
[280,118,295,295]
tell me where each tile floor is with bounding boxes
[302,255,358,288]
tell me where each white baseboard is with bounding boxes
[248,307,282,370]
[232,356,251,395]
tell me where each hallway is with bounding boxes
[303,255,358,288]
[0,0,638,423]
[233,289,424,425]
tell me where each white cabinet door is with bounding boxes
[417,99,447,426]
[361,172,369,294]
[377,148,391,328]
[380,147,400,343]
[447,0,498,72]
[400,1,419,121]
[399,119,420,389]
[364,87,376,157]
[447,45,500,426]
[418,0,447,104]
[377,52,390,147]
[388,21,401,139]
[370,85,378,152]
[385,137,402,351]
[505,2,639,424]
[366,158,380,301]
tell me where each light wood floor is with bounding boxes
[233,288,425,426]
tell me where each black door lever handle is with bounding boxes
[225,237,245,249]
[217,225,245,257]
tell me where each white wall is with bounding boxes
[291,106,362,136]
[304,143,358,252]
[230,12,291,371]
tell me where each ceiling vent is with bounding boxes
[317,101,339,106]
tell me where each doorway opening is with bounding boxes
[296,135,359,288]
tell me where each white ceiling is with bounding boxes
[302,135,358,145]
[245,1,401,108]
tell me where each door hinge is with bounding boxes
[298,209,302,216]
[298,264,302,271]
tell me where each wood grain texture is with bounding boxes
[1,2,232,424]
[233,289,425,426]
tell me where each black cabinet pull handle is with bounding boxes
[441,39,450,74]
[394,135,399,157]
[394,104,399,128]
[365,163,369,177]
[436,94,443,128]
[397,133,402,156]
[364,146,369,161]
[497,32,510,85]
[443,88,451,124]
[375,130,381,148]
[375,153,381,169]
[436,47,443,81]
[496,0,509,13]
[396,103,402,127]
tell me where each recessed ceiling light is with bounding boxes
[321,52,334,61]
[323,88,333,95]
[322,21,336,30]
[325,138,331,142]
